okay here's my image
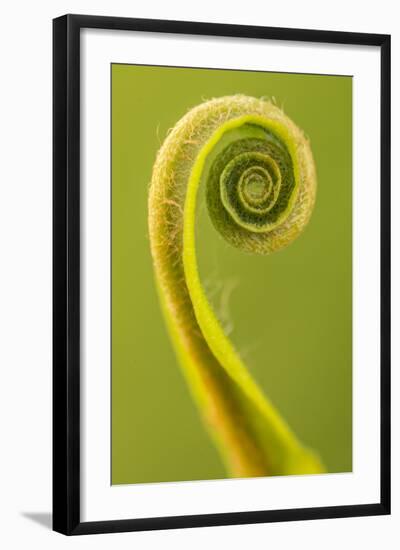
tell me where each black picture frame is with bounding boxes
[53,13,391,536]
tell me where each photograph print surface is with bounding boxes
[111,63,352,485]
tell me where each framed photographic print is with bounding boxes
[53,14,390,535]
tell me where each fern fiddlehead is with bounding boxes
[148,95,323,477]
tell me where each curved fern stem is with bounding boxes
[148,95,324,477]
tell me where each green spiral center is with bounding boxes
[204,122,297,249]
[241,167,272,205]
[221,152,283,231]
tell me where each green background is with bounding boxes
[111,64,352,485]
